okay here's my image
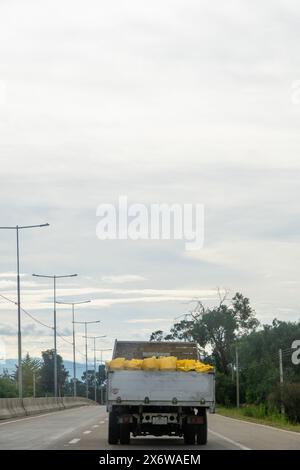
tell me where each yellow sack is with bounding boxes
[176,359,197,372]
[158,356,177,371]
[194,361,214,373]
[142,356,159,370]
[176,359,213,373]
[107,357,126,370]
[124,359,143,370]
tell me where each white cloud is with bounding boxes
[101,274,147,284]
[125,318,171,324]
[0,272,27,278]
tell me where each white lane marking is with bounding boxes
[83,430,91,434]
[93,425,99,428]
[209,429,251,450]
[0,406,88,427]
[100,421,105,424]
[215,413,300,437]
[69,438,81,444]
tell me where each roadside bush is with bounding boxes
[242,404,267,419]
[216,372,237,406]
[268,383,300,423]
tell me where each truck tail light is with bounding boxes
[188,416,204,424]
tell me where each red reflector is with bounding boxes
[189,416,204,424]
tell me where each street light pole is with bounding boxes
[96,349,112,404]
[74,321,101,399]
[84,336,107,402]
[279,348,285,415]
[0,223,49,399]
[56,300,91,397]
[32,273,77,397]
[236,346,240,409]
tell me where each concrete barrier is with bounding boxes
[0,399,14,420]
[0,396,96,420]
[9,398,26,418]
[0,398,26,419]
[63,396,96,409]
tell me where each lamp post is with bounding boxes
[0,223,49,398]
[32,273,77,397]
[96,349,112,404]
[73,320,100,398]
[84,336,106,402]
[56,300,91,397]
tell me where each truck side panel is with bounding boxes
[108,370,214,407]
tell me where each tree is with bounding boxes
[39,349,69,396]
[150,330,164,342]
[13,353,41,397]
[81,365,107,401]
[150,292,259,374]
[0,369,18,398]
[97,364,106,386]
[238,319,300,404]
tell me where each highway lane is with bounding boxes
[0,405,300,450]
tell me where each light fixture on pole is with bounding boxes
[0,223,49,399]
[56,300,91,397]
[32,273,77,397]
[74,320,101,399]
[96,348,112,365]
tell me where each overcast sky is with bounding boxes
[1,0,300,364]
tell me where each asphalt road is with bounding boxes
[0,405,300,450]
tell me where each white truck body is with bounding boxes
[108,369,215,409]
[106,340,215,446]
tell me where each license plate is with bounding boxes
[152,416,168,425]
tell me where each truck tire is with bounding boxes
[108,411,119,445]
[196,410,207,445]
[119,424,130,445]
[184,425,195,445]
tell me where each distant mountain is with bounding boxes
[0,358,90,380]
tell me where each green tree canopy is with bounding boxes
[39,349,69,396]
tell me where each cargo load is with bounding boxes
[107,356,213,373]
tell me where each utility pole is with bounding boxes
[32,273,77,397]
[236,346,240,408]
[74,320,101,399]
[84,336,107,402]
[279,348,285,415]
[33,371,36,398]
[56,300,91,397]
[0,223,49,399]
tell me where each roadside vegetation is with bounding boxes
[150,292,300,426]
[0,350,106,400]
[217,404,300,433]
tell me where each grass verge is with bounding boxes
[216,404,300,433]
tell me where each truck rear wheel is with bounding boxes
[196,410,207,445]
[108,411,119,445]
[184,425,195,445]
[119,424,130,445]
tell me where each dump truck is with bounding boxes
[106,340,215,445]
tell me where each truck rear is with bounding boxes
[106,341,215,445]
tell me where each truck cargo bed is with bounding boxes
[108,370,215,409]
